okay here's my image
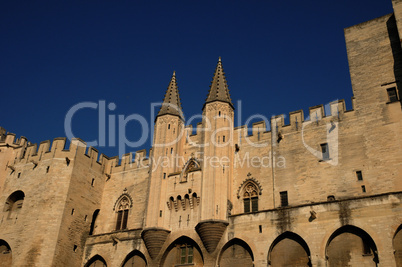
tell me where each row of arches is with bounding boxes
[84,224,402,266]
[85,251,147,267]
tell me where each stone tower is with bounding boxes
[196,57,235,254]
[142,71,186,260]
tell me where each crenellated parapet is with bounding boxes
[109,149,151,174]
[0,131,28,148]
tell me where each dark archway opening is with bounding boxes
[219,238,254,267]
[121,250,147,267]
[268,231,312,267]
[160,236,204,267]
[326,225,378,267]
[84,254,107,267]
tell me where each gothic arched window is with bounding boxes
[243,183,258,213]
[115,196,130,230]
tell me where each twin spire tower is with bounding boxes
[142,58,235,260]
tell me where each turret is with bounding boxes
[142,71,185,260]
[196,58,234,253]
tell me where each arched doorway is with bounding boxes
[121,250,147,267]
[160,236,203,266]
[84,254,107,267]
[0,240,12,266]
[393,225,402,267]
[219,238,254,267]
[326,225,378,267]
[268,232,311,267]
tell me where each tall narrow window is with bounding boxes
[356,171,363,181]
[361,185,366,193]
[387,87,398,102]
[280,191,288,207]
[321,143,330,160]
[163,173,166,179]
[223,135,225,142]
[115,196,130,230]
[243,183,258,213]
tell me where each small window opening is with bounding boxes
[163,173,166,179]
[168,124,171,129]
[223,135,225,142]
[84,215,87,221]
[91,178,95,187]
[17,172,21,178]
[321,143,330,160]
[219,111,221,117]
[356,171,363,181]
[387,87,398,102]
[170,148,173,154]
[71,208,75,215]
[46,166,50,173]
[160,210,162,217]
[327,195,335,201]
[259,225,262,233]
[361,185,366,193]
[73,245,77,252]
[280,191,288,207]
[179,245,193,264]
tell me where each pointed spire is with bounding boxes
[156,71,183,120]
[204,57,233,109]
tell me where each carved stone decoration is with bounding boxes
[189,197,194,209]
[181,157,201,182]
[237,177,263,199]
[195,220,229,253]
[227,199,233,216]
[113,192,133,211]
[141,228,171,259]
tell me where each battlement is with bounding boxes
[232,98,353,145]
[0,130,28,147]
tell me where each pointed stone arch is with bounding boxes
[268,231,312,267]
[236,178,262,199]
[181,157,201,182]
[84,254,107,267]
[218,238,254,267]
[325,225,378,267]
[160,236,204,266]
[113,192,133,211]
[121,250,147,267]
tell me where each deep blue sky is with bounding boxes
[1,0,393,157]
